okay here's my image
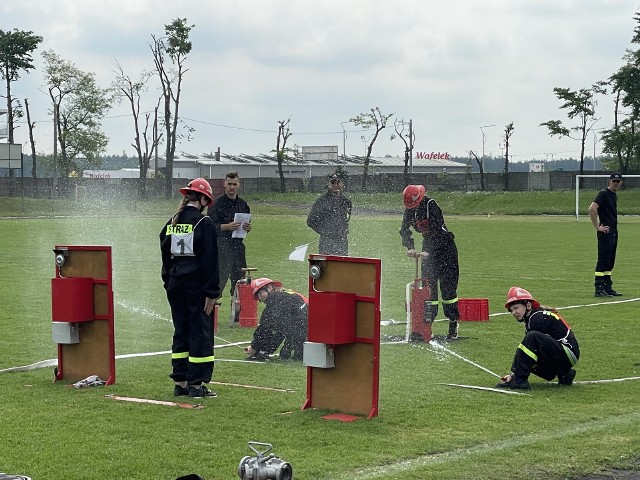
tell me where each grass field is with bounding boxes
[1,191,639,479]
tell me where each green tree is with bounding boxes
[42,50,112,178]
[600,12,640,174]
[350,107,393,190]
[150,18,194,197]
[0,29,43,143]
[273,118,292,193]
[113,61,162,197]
[540,83,606,175]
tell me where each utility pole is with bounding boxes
[340,121,348,162]
[409,119,413,174]
[479,124,495,173]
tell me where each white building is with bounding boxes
[171,151,467,180]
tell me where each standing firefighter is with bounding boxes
[399,184,460,339]
[496,287,580,390]
[160,178,220,398]
[588,172,623,297]
[244,278,308,361]
[307,171,352,256]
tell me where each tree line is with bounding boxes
[2,13,640,196]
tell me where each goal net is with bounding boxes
[575,174,640,221]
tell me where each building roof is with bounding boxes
[174,152,466,169]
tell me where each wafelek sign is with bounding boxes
[415,152,450,160]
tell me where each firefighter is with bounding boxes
[496,287,580,390]
[244,278,308,361]
[399,184,460,339]
[160,178,220,398]
[307,171,353,256]
[588,172,623,297]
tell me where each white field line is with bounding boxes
[339,410,640,480]
[437,383,531,396]
[490,297,640,317]
[429,340,502,378]
[0,342,252,374]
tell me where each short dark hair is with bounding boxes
[225,171,239,180]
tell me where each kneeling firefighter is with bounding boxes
[244,278,308,361]
[496,286,580,390]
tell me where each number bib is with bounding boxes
[166,217,206,257]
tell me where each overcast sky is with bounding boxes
[3,0,640,163]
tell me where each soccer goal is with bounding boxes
[575,174,640,221]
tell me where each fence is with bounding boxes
[1,171,638,200]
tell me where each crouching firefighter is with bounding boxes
[496,286,580,390]
[244,278,308,361]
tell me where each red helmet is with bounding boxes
[250,278,282,298]
[504,286,540,310]
[179,178,214,206]
[403,185,425,209]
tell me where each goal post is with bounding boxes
[575,174,640,221]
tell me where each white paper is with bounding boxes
[288,244,309,262]
[232,213,251,238]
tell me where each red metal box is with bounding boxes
[458,298,489,322]
[51,277,94,322]
[308,291,356,344]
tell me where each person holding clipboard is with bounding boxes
[208,171,252,299]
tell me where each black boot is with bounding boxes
[594,277,611,297]
[446,320,459,340]
[603,277,622,296]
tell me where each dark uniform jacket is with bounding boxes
[208,194,251,241]
[251,290,308,360]
[159,205,220,299]
[524,308,580,359]
[307,192,352,241]
[592,188,618,231]
[399,196,454,252]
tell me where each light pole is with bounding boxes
[479,124,495,173]
[340,121,348,163]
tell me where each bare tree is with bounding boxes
[113,61,163,198]
[350,107,393,190]
[392,118,414,186]
[150,18,194,197]
[469,150,486,190]
[502,122,514,191]
[274,118,292,193]
[24,98,37,178]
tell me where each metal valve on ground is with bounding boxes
[238,441,292,480]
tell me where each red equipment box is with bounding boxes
[308,291,356,344]
[410,283,433,341]
[458,298,489,321]
[51,277,95,322]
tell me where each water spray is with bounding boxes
[429,340,501,379]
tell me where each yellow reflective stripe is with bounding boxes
[518,343,538,361]
[429,300,440,306]
[189,355,215,363]
[594,272,605,277]
[172,352,188,359]
[166,224,194,235]
[603,271,612,276]
[562,344,578,366]
[442,297,458,305]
